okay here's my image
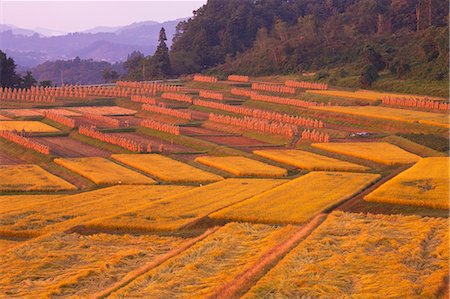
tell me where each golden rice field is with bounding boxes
[310,105,449,128]
[54,157,157,185]
[305,89,444,101]
[1,76,449,298]
[244,211,449,298]
[0,232,187,298]
[365,157,449,209]
[211,172,379,225]
[0,239,20,250]
[253,149,368,171]
[0,185,194,237]
[0,121,60,132]
[109,222,299,298]
[111,154,224,183]
[86,178,288,232]
[67,106,137,115]
[0,194,65,214]
[195,155,287,177]
[0,164,76,192]
[312,142,421,165]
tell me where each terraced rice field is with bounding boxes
[0,194,65,214]
[67,106,137,116]
[244,211,449,298]
[111,154,224,183]
[1,75,448,298]
[0,121,60,132]
[34,137,112,157]
[108,223,299,298]
[109,132,194,153]
[211,172,379,225]
[0,232,187,298]
[195,156,287,177]
[253,149,368,171]
[0,108,81,117]
[0,109,44,117]
[86,178,288,232]
[0,185,194,237]
[0,164,76,192]
[305,89,444,101]
[312,142,421,165]
[365,157,449,209]
[0,152,24,165]
[54,157,157,185]
[199,135,270,147]
[311,105,449,128]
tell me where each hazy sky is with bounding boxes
[1,1,206,33]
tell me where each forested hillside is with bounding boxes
[167,0,448,95]
[31,57,125,85]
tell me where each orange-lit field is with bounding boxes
[1,74,448,297]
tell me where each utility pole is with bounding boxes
[60,69,64,86]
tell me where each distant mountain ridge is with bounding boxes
[1,18,185,68]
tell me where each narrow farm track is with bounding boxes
[0,151,24,165]
[91,226,221,299]
[336,163,414,212]
[208,214,327,299]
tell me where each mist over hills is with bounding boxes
[1,18,184,68]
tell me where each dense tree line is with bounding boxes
[0,50,125,87]
[150,0,447,86]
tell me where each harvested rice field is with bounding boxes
[67,106,137,116]
[0,164,76,192]
[0,121,59,132]
[253,149,368,171]
[33,136,112,157]
[244,211,449,298]
[108,132,195,153]
[312,142,421,165]
[111,154,224,183]
[54,157,157,185]
[0,152,24,165]
[0,109,43,117]
[195,155,287,177]
[211,172,379,225]
[305,89,444,101]
[311,105,449,128]
[199,135,271,147]
[365,157,449,209]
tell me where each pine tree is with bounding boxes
[0,50,20,87]
[150,27,172,78]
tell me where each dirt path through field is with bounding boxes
[0,152,25,165]
[336,163,413,212]
[209,213,327,299]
